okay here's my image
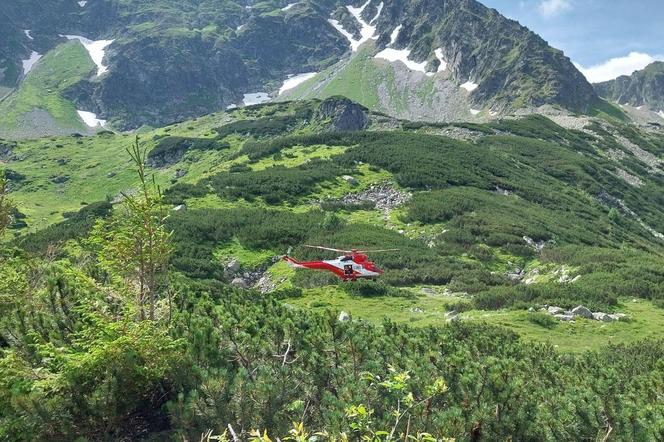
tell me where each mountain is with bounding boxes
[0,0,599,136]
[594,61,664,114]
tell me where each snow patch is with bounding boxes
[389,25,402,45]
[470,109,480,116]
[243,93,271,106]
[282,2,299,11]
[226,104,238,110]
[236,24,246,32]
[78,0,87,6]
[77,110,106,127]
[434,48,447,72]
[374,48,427,73]
[329,0,382,52]
[658,110,664,120]
[279,72,317,95]
[370,2,383,24]
[24,30,33,40]
[22,51,42,75]
[460,81,478,92]
[63,35,114,76]
[636,105,644,110]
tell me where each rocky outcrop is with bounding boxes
[541,304,628,323]
[316,96,369,131]
[341,182,411,211]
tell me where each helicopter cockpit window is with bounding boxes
[340,256,353,261]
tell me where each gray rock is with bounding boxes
[226,258,241,274]
[571,305,593,319]
[50,175,70,184]
[338,311,351,322]
[410,307,424,314]
[231,277,249,288]
[608,313,627,322]
[106,171,117,178]
[547,306,564,315]
[342,175,358,186]
[172,204,187,212]
[592,312,614,322]
[555,314,575,322]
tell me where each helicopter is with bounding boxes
[282,245,398,281]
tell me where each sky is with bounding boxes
[480,0,664,83]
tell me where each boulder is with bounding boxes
[608,313,627,322]
[554,314,575,322]
[342,175,358,186]
[226,258,241,274]
[172,204,187,212]
[592,312,614,322]
[231,277,249,288]
[338,311,350,322]
[547,306,564,315]
[571,305,593,319]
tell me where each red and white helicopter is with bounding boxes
[283,245,398,281]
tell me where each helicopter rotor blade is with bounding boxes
[304,245,351,253]
[356,249,400,253]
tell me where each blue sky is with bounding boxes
[481,0,664,82]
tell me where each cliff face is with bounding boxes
[595,62,664,111]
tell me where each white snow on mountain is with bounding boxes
[375,23,431,74]
[375,48,427,73]
[24,30,34,40]
[282,2,299,11]
[370,2,383,24]
[328,19,355,47]
[22,51,41,75]
[461,81,479,92]
[434,48,447,72]
[243,93,271,106]
[279,72,317,95]
[470,109,480,115]
[77,110,106,127]
[658,110,664,120]
[329,0,383,52]
[63,35,114,76]
[389,25,402,45]
[78,1,87,6]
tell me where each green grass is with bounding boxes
[280,44,384,110]
[0,41,95,137]
[214,239,276,269]
[284,286,664,353]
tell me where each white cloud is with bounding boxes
[575,52,662,83]
[537,0,572,18]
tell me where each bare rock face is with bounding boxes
[316,96,369,132]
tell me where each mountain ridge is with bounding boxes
[1,0,600,136]
[594,61,664,114]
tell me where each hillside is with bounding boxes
[5,97,664,338]
[595,61,664,115]
[3,96,664,439]
[1,0,599,136]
